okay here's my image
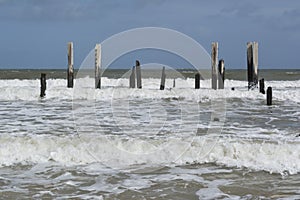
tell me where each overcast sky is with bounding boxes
[0,0,299,69]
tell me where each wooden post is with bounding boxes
[173,78,175,88]
[195,73,200,89]
[95,44,101,89]
[67,42,74,88]
[136,60,142,89]
[218,59,225,89]
[259,78,265,94]
[211,42,218,90]
[247,42,258,90]
[160,66,166,90]
[253,42,258,86]
[40,73,46,98]
[129,66,136,88]
[267,87,272,106]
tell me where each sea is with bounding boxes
[0,68,299,199]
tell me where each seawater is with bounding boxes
[0,69,299,80]
[0,69,299,199]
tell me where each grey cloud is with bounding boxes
[218,0,300,33]
[0,0,112,21]
[279,9,300,31]
[220,1,261,19]
[252,7,300,32]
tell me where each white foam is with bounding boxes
[0,78,299,174]
[196,179,239,200]
[0,78,299,103]
[0,134,299,175]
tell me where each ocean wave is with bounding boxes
[0,134,299,175]
[286,72,299,75]
[0,78,299,103]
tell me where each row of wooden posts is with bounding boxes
[40,41,273,105]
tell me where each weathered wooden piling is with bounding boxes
[67,42,74,88]
[247,42,252,89]
[160,66,166,90]
[259,78,265,94]
[40,73,46,98]
[267,87,272,106]
[211,42,218,90]
[195,73,200,89]
[247,42,258,90]
[95,44,101,89]
[253,42,258,85]
[129,66,136,88]
[136,60,142,89]
[218,59,225,89]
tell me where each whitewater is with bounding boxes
[0,74,299,199]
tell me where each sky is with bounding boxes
[0,0,300,69]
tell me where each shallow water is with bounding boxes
[0,163,299,199]
[0,69,299,199]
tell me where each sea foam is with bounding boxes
[0,134,299,175]
[0,78,299,103]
